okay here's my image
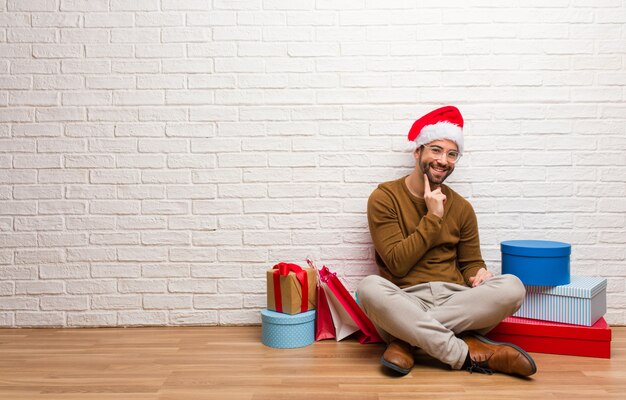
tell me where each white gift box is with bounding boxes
[514,275,607,326]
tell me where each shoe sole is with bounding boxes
[380,356,411,375]
[471,334,538,375]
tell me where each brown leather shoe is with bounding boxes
[462,334,537,377]
[380,339,414,375]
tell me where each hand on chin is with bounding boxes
[426,166,448,184]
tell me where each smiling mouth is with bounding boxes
[430,164,448,173]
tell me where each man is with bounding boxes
[357,106,536,377]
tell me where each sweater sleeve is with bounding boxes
[367,188,443,278]
[457,201,487,284]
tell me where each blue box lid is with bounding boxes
[501,240,571,258]
[525,275,607,299]
[261,309,315,325]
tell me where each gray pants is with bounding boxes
[356,274,525,370]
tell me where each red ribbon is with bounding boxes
[272,262,309,313]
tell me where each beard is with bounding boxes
[419,153,455,185]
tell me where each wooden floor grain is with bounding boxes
[0,326,624,399]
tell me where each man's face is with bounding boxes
[415,139,458,185]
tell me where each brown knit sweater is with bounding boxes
[367,176,486,288]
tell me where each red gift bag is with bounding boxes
[306,258,336,341]
[318,265,382,344]
[314,280,336,341]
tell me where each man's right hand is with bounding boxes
[424,174,446,218]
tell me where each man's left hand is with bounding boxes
[469,268,493,287]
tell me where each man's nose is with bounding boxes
[436,155,449,166]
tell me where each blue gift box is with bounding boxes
[501,240,571,286]
[514,276,607,326]
[261,309,315,349]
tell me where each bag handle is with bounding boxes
[272,262,309,313]
[318,265,335,283]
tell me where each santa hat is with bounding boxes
[407,106,464,154]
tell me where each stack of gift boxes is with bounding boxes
[260,263,317,349]
[486,240,612,358]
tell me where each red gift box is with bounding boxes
[486,316,611,358]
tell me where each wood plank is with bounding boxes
[0,326,624,399]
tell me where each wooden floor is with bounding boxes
[0,326,624,400]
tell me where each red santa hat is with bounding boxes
[407,105,464,154]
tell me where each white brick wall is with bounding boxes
[1,1,625,327]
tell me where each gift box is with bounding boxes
[267,263,317,315]
[501,240,571,286]
[514,275,607,326]
[486,316,611,358]
[261,309,316,349]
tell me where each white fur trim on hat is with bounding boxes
[414,121,464,154]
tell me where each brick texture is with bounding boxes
[1,2,625,327]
